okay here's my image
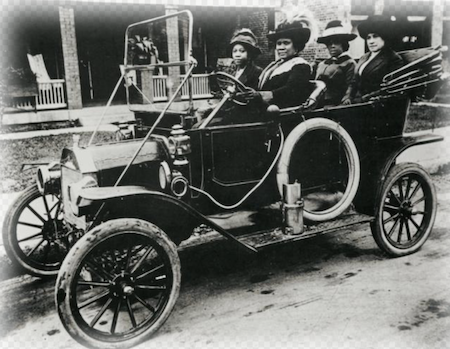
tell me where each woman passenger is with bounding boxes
[344,15,403,104]
[255,16,314,108]
[315,20,356,106]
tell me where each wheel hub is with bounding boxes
[399,201,413,218]
[111,274,135,298]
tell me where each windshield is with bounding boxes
[124,10,193,110]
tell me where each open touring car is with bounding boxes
[2,10,448,349]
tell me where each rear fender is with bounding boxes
[356,133,443,215]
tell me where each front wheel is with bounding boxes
[371,163,437,256]
[55,218,181,349]
[2,184,67,277]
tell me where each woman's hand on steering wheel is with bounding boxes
[214,71,251,105]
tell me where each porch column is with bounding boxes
[59,6,82,109]
[165,5,181,101]
[431,0,444,47]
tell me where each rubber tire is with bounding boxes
[277,118,360,222]
[55,218,181,349]
[2,184,64,278]
[371,163,437,257]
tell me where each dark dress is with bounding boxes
[258,56,312,108]
[315,54,356,106]
[225,61,263,90]
[348,47,403,102]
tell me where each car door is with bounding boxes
[192,120,280,207]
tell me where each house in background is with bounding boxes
[1,0,448,115]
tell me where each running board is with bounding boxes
[237,213,374,251]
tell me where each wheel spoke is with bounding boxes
[18,221,44,229]
[130,246,154,275]
[388,189,401,205]
[126,297,137,328]
[133,293,156,313]
[89,297,113,327]
[387,216,401,238]
[407,182,421,201]
[26,238,45,257]
[42,195,51,218]
[135,264,165,281]
[397,220,404,243]
[79,290,110,309]
[111,299,121,334]
[405,221,412,241]
[27,205,46,224]
[411,211,425,216]
[77,280,111,287]
[17,231,44,243]
[86,260,115,281]
[404,176,412,201]
[135,285,167,291]
[383,213,400,225]
[384,204,400,212]
[411,196,425,206]
[408,216,421,231]
[396,179,404,202]
[125,246,134,272]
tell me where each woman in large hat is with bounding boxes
[345,15,403,103]
[255,14,314,108]
[315,20,357,106]
[227,28,263,90]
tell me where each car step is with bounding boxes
[237,212,374,251]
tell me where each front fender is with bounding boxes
[77,186,257,251]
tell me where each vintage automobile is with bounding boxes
[2,10,448,349]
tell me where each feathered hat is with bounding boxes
[317,20,356,44]
[229,28,262,56]
[267,11,317,47]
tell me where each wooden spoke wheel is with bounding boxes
[371,163,437,256]
[2,184,67,277]
[56,219,180,349]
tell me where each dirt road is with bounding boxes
[0,173,449,349]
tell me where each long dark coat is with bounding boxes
[349,47,403,101]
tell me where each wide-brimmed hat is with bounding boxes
[317,20,356,44]
[229,28,262,56]
[267,18,311,46]
[358,15,398,40]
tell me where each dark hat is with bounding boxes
[267,18,311,46]
[229,28,262,56]
[358,15,398,40]
[317,20,356,44]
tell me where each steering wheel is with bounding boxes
[213,71,251,106]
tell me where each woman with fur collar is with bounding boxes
[255,16,313,109]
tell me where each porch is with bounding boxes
[5,74,212,113]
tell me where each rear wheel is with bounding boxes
[2,184,67,277]
[56,218,181,349]
[371,163,437,256]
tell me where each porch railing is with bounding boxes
[8,79,67,111]
[35,79,67,110]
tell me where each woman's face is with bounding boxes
[232,44,249,67]
[366,33,385,53]
[276,38,297,59]
[326,39,344,58]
